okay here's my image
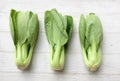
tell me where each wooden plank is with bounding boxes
[0,71,120,81]
[0,0,120,14]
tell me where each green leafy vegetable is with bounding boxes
[79,13,103,71]
[44,9,73,70]
[10,9,39,70]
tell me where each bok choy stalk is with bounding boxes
[44,9,73,70]
[10,9,39,70]
[79,13,103,71]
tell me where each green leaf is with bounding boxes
[44,11,54,46]
[86,13,103,46]
[27,14,39,46]
[50,9,68,46]
[10,9,17,45]
[65,16,74,47]
[79,14,86,47]
[16,11,33,45]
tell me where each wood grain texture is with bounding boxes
[0,0,120,81]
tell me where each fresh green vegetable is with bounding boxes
[79,13,103,71]
[10,9,39,70]
[44,9,73,70]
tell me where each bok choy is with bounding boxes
[44,9,73,70]
[79,13,103,71]
[10,9,39,70]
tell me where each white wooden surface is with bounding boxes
[0,0,120,81]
